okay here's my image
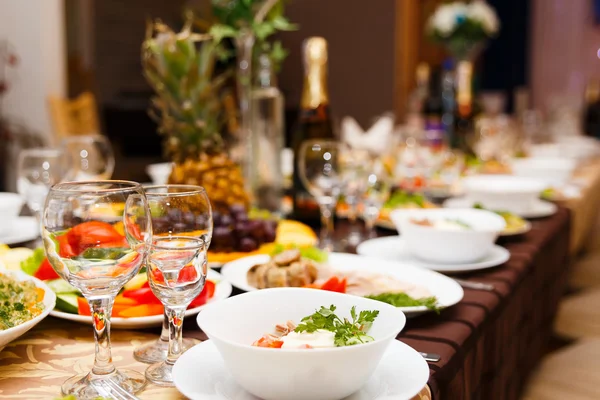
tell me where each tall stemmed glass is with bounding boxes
[298,140,342,251]
[61,135,115,180]
[142,185,212,386]
[17,148,70,223]
[134,185,213,366]
[340,147,370,246]
[361,160,391,239]
[42,181,151,398]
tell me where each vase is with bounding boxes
[232,30,256,195]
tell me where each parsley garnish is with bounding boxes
[366,293,441,313]
[294,305,379,347]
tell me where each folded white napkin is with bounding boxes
[341,115,394,155]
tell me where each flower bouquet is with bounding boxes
[427,0,500,60]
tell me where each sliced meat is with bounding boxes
[288,261,313,287]
[273,249,301,266]
[266,266,289,287]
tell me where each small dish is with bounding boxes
[0,217,39,245]
[173,339,429,400]
[357,236,510,274]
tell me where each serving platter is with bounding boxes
[173,339,430,400]
[357,236,510,274]
[220,252,463,317]
[443,197,557,218]
[48,269,232,329]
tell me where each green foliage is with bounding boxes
[20,247,45,275]
[142,18,233,161]
[294,305,379,347]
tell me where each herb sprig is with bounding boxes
[366,293,442,314]
[294,305,379,347]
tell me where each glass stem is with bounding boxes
[88,296,116,376]
[319,203,335,251]
[347,197,358,224]
[159,312,169,342]
[365,217,376,238]
[165,306,187,366]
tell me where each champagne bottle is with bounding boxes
[453,60,476,151]
[422,68,446,151]
[292,37,335,222]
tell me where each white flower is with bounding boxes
[428,2,468,37]
[467,1,500,35]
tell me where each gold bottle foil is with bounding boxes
[301,37,330,109]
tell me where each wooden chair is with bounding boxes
[48,91,101,137]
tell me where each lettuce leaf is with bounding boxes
[20,247,45,276]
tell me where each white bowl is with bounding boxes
[0,193,24,236]
[461,175,547,214]
[0,271,56,352]
[145,162,173,185]
[196,288,406,400]
[511,158,577,186]
[390,208,506,264]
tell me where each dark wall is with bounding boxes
[278,0,396,129]
[480,0,531,112]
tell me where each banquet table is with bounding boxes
[0,207,571,400]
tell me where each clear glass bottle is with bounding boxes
[249,53,285,215]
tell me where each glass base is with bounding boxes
[133,337,198,364]
[61,368,146,399]
[145,361,175,387]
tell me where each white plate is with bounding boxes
[49,269,232,329]
[375,217,531,236]
[220,253,463,317]
[0,217,39,245]
[173,339,430,400]
[357,236,510,274]
[0,271,56,352]
[443,197,558,218]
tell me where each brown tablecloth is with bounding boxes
[0,212,570,400]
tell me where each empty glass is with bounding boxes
[61,135,115,181]
[339,147,370,246]
[42,181,151,398]
[361,161,391,238]
[134,185,213,365]
[298,140,342,251]
[17,148,70,222]
[140,185,212,386]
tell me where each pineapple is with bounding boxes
[142,17,249,212]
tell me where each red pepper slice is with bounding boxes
[33,258,60,281]
[320,276,340,292]
[122,287,162,305]
[189,280,216,308]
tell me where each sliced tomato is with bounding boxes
[122,287,162,305]
[57,234,77,258]
[33,258,60,280]
[320,276,340,292]
[252,335,284,348]
[336,277,347,294]
[178,264,198,283]
[189,280,216,308]
[60,221,128,256]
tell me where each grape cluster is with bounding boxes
[211,204,278,252]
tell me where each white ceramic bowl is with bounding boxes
[461,175,547,214]
[390,208,506,264]
[0,271,56,352]
[511,157,577,186]
[196,288,406,400]
[145,162,173,185]
[0,193,24,236]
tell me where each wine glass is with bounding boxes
[298,140,342,251]
[140,185,212,386]
[61,135,115,180]
[134,185,212,365]
[42,181,151,398]
[17,148,70,223]
[361,161,391,238]
[339,147,370,246]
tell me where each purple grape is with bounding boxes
[195,215,207,227]
[173,222,187,232]
[248,220,265,242]
[234,212,248,222]
[263,225,277,243]
[229,204,246,215]
[234,221,252,238]
[239,237,258,252]
[183,211,195,225]
[220,214,234,227]
[212,211,223,226]
[167,208,183,222]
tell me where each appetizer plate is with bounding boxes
[48,269,232,329]
[0,217,39,245]
[173,339,429,400]
[0,271,56,352]
[374,215,531,236]
[220,252,463,317]
[443,197,557,219]
[357,236,510,274]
